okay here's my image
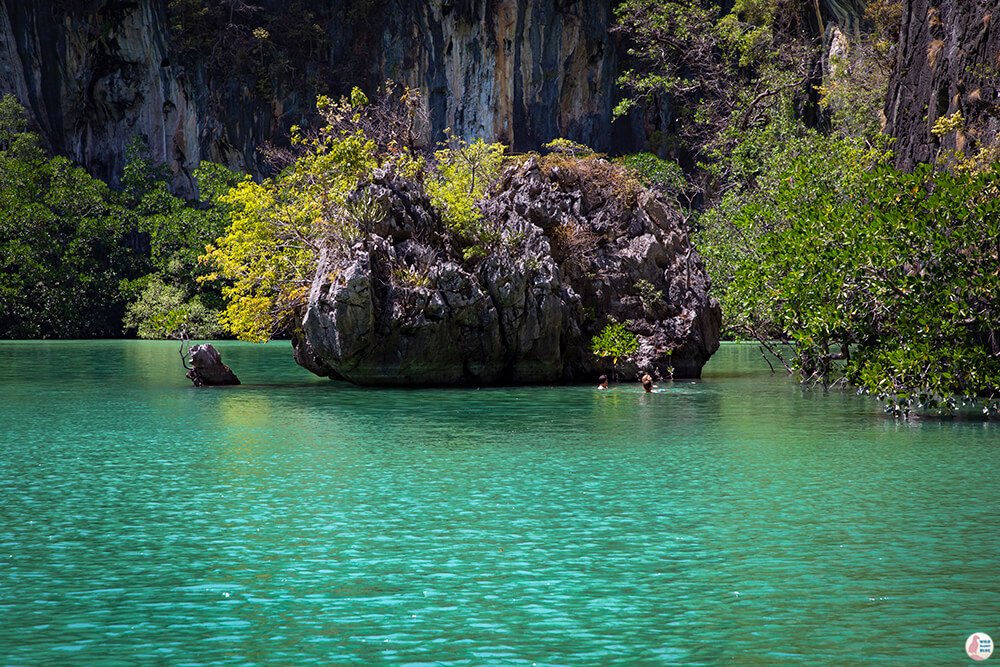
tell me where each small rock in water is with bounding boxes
[185,343,240,387]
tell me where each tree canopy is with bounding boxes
[0,95,234,339]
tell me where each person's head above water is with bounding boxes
[598,374,608,389]
[642,374,653,392]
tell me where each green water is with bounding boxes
[1,341,997,665]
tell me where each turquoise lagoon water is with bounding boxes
[0,341,997,665]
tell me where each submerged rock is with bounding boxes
[185,343,240,387]
[293,159,721,385]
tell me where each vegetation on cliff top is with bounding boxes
[200,86,537,342]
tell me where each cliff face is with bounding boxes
[0,0,878,192]
[0,0,278,194]
[884,0,1000,170]
[0,1,193,191]
[375,1,633,153]
[0,0,643,194]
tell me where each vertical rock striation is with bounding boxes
[0,0,646,194]
[0,0,281,194]
[0,0,194,191]
[374,0,627,152]
[884,0,1000,170]
[0,0,885,190]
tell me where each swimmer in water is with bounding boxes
[598,374,609,390]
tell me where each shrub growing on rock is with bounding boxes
[591,319,639,375]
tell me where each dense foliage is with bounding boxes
[745,165,1000,414]
[426,137,508,260]
[201,88,509,342]
[202,126,379,342]
[0,97,141,337]
[0,95,233,339]
[118,139,239,339]
[613,1,1000,413]
[614,0,820,168]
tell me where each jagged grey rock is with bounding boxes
[293,159,721,385]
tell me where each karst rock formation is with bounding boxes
[292,159,721,385]
[884,0,1000,170]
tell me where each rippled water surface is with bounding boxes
[1,341,998,665]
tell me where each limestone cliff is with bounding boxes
[884,0,1000,170]
[0,0,644,195]
[0,0,279,194]
[373,1,632,153]
[292,158,721,386]
[0,0,871,194]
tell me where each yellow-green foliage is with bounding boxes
[426,137,507,239]
[931,111,964,137]
[201,127,377,342]
[201,179,308,342]
[951,144,1000,175]
[392,265,430,288]
[543,138,594,158]
[204,89,512,341]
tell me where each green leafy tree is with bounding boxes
[591,319,640,379]
[202,98,379,341]
[426,136,508,260]
[0,95,242,339]
[614,0,817,161]
[744,164,1000,415]
[0,96,145,338]
[116,138,238,339]
[123,275,225,339]
[696,131,894,338]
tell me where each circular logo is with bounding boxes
[967,633,994,661]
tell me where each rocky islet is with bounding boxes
[292,157,721,385]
